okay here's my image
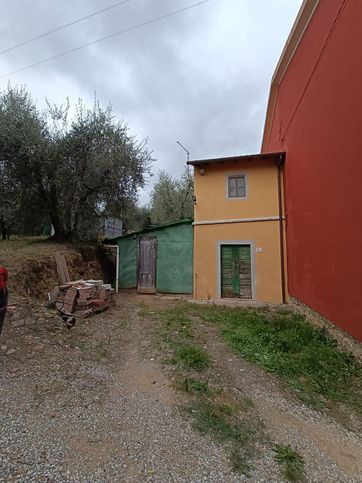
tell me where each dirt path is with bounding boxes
[1,294,362,482]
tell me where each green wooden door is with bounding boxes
[221,245,252,299]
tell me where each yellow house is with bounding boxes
[188,152,286,304]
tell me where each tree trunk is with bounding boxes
[50,215,71,242]
[1,220,8,240]
[50,223,73,242]
[48,187,75,241]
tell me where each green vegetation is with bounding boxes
[187,398,256,442]
[146,302,362,479]
[229,448,251,475]
[150,169,194,225]
[187,400,235,442]
[153,306,210,370]
[186,398,261,475]
[184,378,211,395]
[74,331,113,360]
[176,345,210,370]
[274,444,305,482]
[173,377,211,395]
[157,306,193,342]
[200,306,362,411]
[0,85,152,241]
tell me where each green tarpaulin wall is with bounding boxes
[115,220,193,294]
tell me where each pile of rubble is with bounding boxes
[53,280,115,317]
[50,252,115,327]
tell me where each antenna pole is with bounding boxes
[177,140,190,172]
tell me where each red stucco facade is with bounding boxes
[264,0,362,340]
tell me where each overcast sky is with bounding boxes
[0,0,302,203]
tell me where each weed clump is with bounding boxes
[186,398,261,476]
[274,444,305,482]
[177,377,211,395]
[176,345,210,370]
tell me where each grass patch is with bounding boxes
[230,448,251,475]
[149,305,210,371]
[199,306,362,412]
[186,378,211,394]
[186,399,261,475]
[187,400,239,442]
[176,345,210,370]
[75,339,88,352]
[138,305,160,319]
[274,444,305,482]
[74,335,111,360]
[159,306,193,339]
[174,377,212,395]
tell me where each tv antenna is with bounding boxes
[177,140,190,173]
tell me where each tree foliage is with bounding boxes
[150,169,193,225]
[0,86,48,239]
[122,204,151,233]
[0,85,152,241]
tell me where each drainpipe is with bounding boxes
[106,245,119,292]
[277,154,286,304]
[115,245,119,293]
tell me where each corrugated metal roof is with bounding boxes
[187,152,285,167]
[104,218,193,242]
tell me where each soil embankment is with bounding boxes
[0,238,111,298]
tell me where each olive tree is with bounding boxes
[0,86,48,238]
[0,85,152,241]
[122,204,151,233]
[150,168,193,225]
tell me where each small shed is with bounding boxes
[110,219,193,294]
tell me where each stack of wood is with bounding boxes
[52,252,115,321]
[54,280,115,318]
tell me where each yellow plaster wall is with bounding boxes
[192,159,285,303]
[193,222,283,303]
[194,160,279,222]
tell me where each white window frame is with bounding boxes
[226,172,247,200]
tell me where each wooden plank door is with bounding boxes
[238,245,252,299]
[221,245,252,299]
[137,237,157,293]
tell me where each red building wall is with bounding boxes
[265,0,362,340]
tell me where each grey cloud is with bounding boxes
[0,0,302,202]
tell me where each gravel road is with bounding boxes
[1,294,361,482]
[0,297,247,482]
